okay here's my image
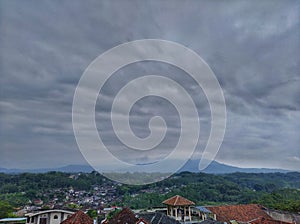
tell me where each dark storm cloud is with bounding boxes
[0,0,299,170]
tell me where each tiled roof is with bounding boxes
[60,210,93,224]
[139,212,180,224]
[136,218,150,224]
[162,195,195,206]
[195,206,212,213]
[108,208,148,224]
[205,204,273,223]
[199,220,224,224]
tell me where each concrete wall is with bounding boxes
[265,209,300,224]
[49,212,64,224]
[26,210,74,224]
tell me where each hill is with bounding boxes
[179,159,290,173]
[0,160,291,174]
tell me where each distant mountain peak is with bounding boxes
[179,159,290,174]
[0,160,291,174]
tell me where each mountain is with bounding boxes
[54,165,95,173]
[0,165,94,174]
[0,160,291,174]
[179,159,290,174]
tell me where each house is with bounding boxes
[25,210,74,224]
[162,195,195,221]
[104,208,181,224]
[104,208,149,224]
[198,220,224,224]
[205,204,293,224]
[60,211,93,224]
[139,212,180,224]
[193,206,217,221]
[33,200,43,206]
[263,208,300,224]
[248,217,293,224]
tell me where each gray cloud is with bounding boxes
[0,0,299,171]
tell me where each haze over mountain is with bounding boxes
[0,160,290,174]
[178,159,290,174]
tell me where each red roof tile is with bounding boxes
[162,195,195,206]
[136,218,149,224]
[206,204,273,223]
[60,210,93,224]
[108,208,149,224]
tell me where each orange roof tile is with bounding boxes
[60,210,93,224]
[162,195,195,206]
[108,208,149,224]
[206,204,273,223]
[136,218,150,224]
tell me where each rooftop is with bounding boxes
[248,217,292,224]
[205,204,273,223]
[162,195,195,206]
[107,207,147,224]
[60,210,93,224]
[139,212,180,224]
[0,218,26,222]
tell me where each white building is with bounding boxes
[25,210,74,224]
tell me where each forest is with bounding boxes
[0,171,299,218]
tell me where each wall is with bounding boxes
[264,209,300,224]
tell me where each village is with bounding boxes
[1,171,300,224]
[1,194,299,224]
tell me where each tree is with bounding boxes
[87,209,97,219]
[0,201,14,218]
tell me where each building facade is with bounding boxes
[25,210,74,224]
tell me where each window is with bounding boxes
[53,215,58,219]
[39,218,47,224]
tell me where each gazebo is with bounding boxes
[162,195,195,221]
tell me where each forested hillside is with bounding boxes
[0,171,299,215]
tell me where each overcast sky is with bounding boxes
[0,0,299,171]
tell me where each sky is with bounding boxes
[0,0,299,171]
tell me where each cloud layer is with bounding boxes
[0,0,299,171]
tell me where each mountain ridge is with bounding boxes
[0,160,292,174]
[179,159,291,173]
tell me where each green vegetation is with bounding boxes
[0,171,299,214]
[87,209,97,218]
[253,188,300,212]
[106,209,121,220]
[117,172,300,211]
[0,200,15,219]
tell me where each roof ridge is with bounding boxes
[61,210,93,224]
[157,213,164,224]
[174,195,179,206]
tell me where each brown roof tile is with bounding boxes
[206,204,273,223]
[60,210,93,224]
[108,208,145,224]
[136,218,150,224]
[162,195,195,206]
